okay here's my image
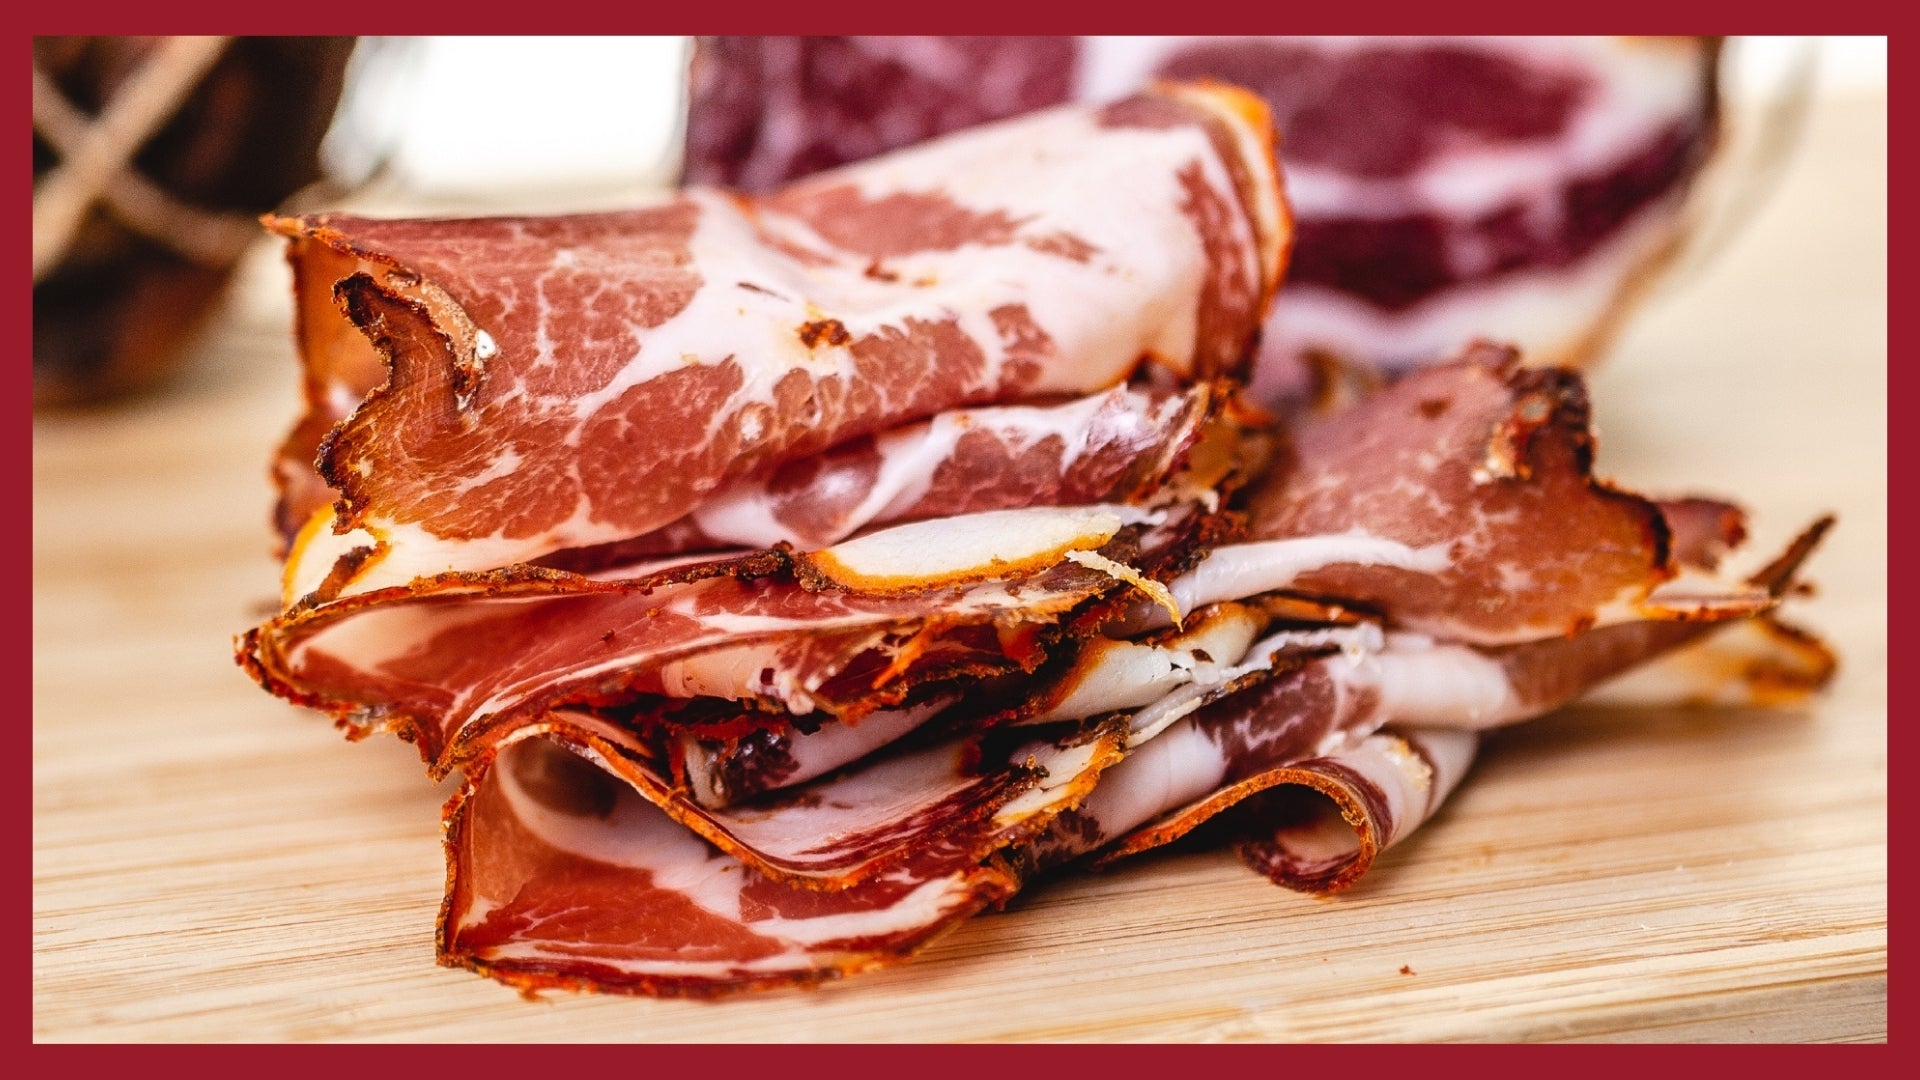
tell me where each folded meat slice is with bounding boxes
[245,501,1217,774]
[283,379,1234,598]
[438,648,1142,996]
[441,737,1023,997]
[1226,728,1480,893]
[1016,504,1832,888]
[1006,524,1821,894]
[1225,595,1836,894]
[500,709,1127,889]
[531,381,1227,571]
[1111,342,1701,644]
[265,81,1286,596]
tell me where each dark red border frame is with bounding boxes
[23,4,1896,1058]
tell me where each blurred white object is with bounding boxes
[1662,36,1823,287]
[1745,34,1884,99]
[322,36,689,203]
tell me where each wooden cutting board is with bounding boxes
[31,94,1886,1044]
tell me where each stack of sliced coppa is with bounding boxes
[237,81,1833,997]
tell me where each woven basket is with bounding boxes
[32,36,356,405]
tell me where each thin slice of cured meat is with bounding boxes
[279,379,1232,601]
[264,81,1286,596]
[1107,342,1723,645]
[1223,609,1832,895]
[530,381,1226,571]
[1225,728,1480,893]
[441,736,1021,997]
[246,502,1216,774]
[1218,341,1681,643]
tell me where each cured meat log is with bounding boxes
[682,35,1723,409]
[1142,37,1723,404]
[683,36,1079,193]
[240,81,1830,998]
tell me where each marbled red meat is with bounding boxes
[441,738,1024,996]
[1153,40,1710,305]
[1237,341,1672,642]
[1137,36,1723,400]
[532,381,1224,568]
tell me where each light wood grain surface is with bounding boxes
[32,94,1887,1044]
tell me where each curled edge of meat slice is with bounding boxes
[240,498,1231,782]
[438,737,1026,998]
[1231,341,1677,644]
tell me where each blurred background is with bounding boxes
[32,36,1888,1040]
[30,35,1887,408]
